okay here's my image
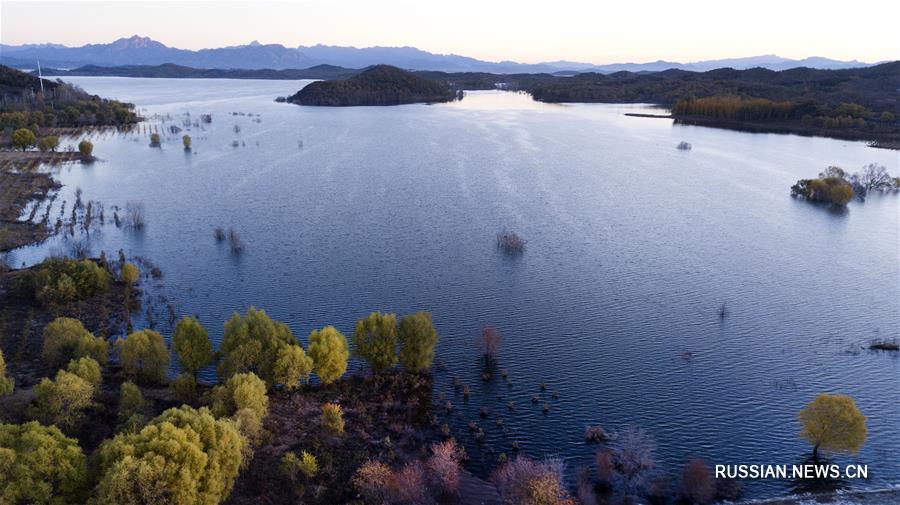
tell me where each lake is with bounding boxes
[7,77,899,499]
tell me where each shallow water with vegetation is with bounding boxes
[6,77,898,499]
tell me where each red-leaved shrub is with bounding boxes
[493,456,574,505]
[393,462,428,504]
[427,440,465,496]
[352,460,393,503]
[682,458,714,504]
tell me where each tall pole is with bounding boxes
[37,59,45,96]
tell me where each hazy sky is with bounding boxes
[2,1,898,64]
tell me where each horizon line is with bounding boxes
[0,34,881,68]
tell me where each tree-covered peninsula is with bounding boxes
[287,64,460,106]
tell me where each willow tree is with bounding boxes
[118,329,170,384]
[218,307,297,385]
[307,326,349,384]
[398,311,439,372]
[799,393,867,460]
[30,370,95,429]
[273,344,314,390]
[172,316,213,378]
[94,406,244,505]
[66,356,102,391]
[353,311,398,372]
[0,422,87,504]
[42,317,108,370]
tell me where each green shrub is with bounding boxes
[94,406,244,505]
[281,450,318,480]
[398,311,440,372]
[118,329,169,384]
[172,316,213,377]
[0,421,87,504]
[0,350,13,396]
[321,402,344,434]
[273,344,313,390]
[353,311,398,372]
[78,139,93,157]
[42,317,108,370]
[30,370,94,429]
[65,356,102,391]
[218,307,298,384]
[307,325,349,384]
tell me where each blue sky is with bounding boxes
[2,0,898,64]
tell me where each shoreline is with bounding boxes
[623,113,900,149]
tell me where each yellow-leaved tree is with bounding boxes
[94,405,244,505]
[799,393,867,460]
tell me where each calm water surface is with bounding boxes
[8,77,899,499]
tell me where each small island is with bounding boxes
[287,64,460,106]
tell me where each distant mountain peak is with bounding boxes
[248,40,261,46]
[111,35,166,49]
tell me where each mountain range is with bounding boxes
[0,35,877,74]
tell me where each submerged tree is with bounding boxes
[353,311,399,372]
[78,139,93,157]
[398,311,440,372]
[799,393,867,460]
[477,325,503,363]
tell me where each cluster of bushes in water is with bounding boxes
[791,164,899,206]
